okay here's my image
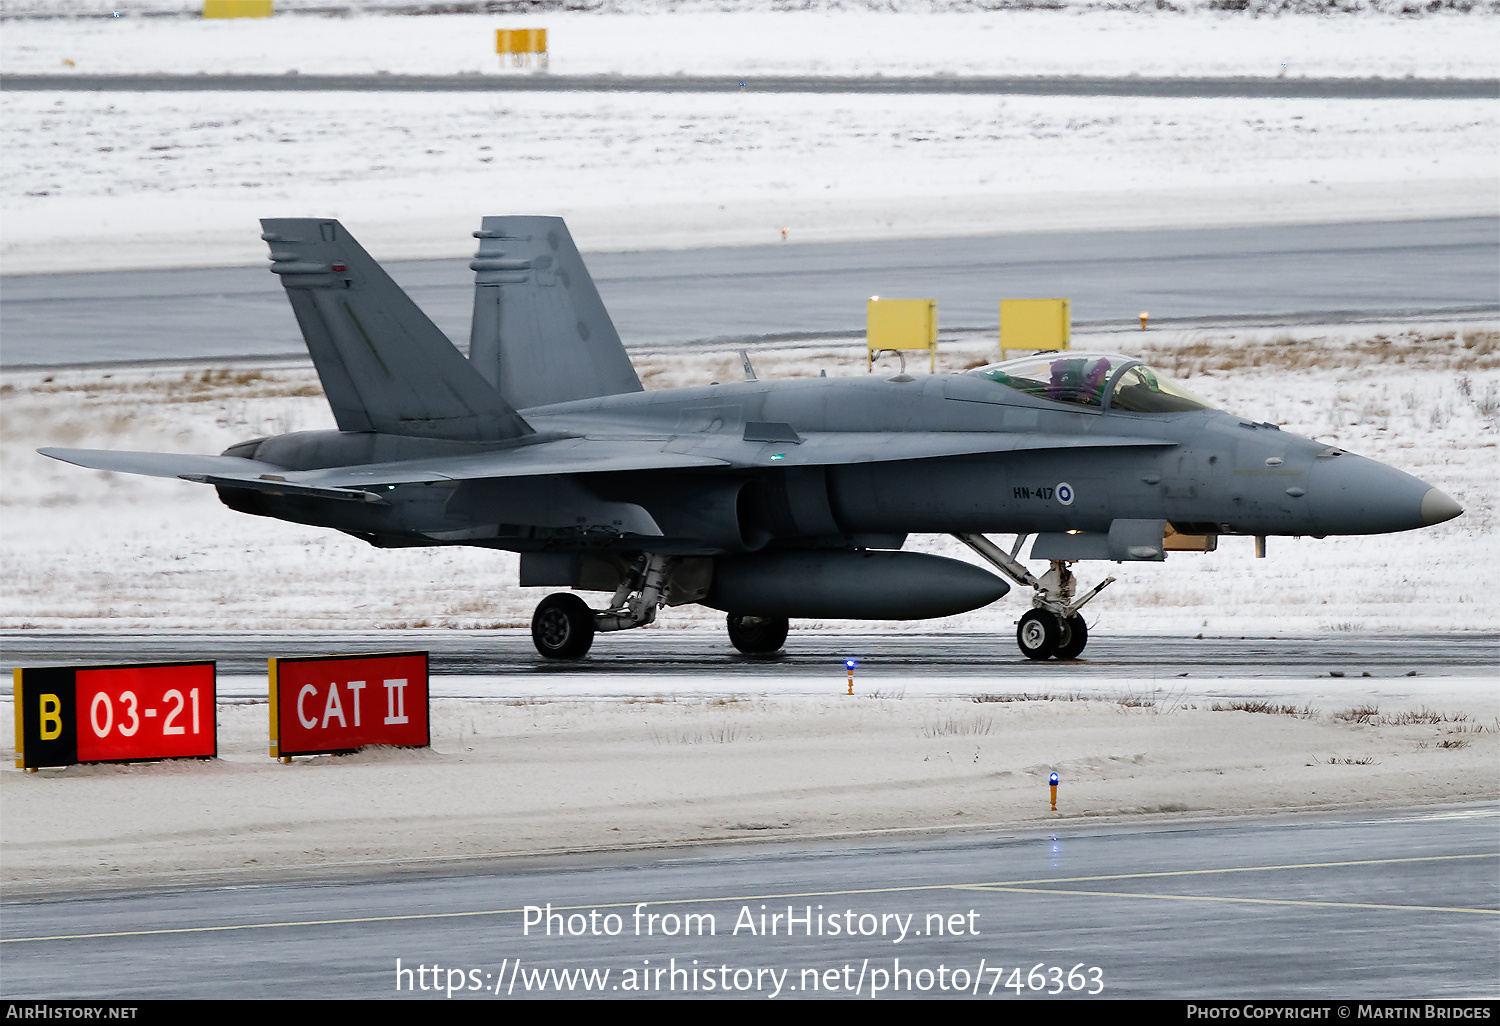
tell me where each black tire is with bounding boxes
[1055,614,1088,660]
[727,614,789,654]
[1016,609,1061,661]
[531,593,596,659]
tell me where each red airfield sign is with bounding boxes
[14,661,216,769]
[269,651,429,759]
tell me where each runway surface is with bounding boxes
[7,73,1495,98]
[3,219,1496,367]
[3,630,1495,712]
[2,805,1494,998]
[4,629,1496,678]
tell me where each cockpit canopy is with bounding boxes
[971,353,1216,413]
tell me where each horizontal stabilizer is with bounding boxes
[38,448,385,502]
[39,447,287,480]
[261,218,533,441]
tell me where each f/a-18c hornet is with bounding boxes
[41,217,1463,660]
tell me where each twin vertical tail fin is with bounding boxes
[261,218,533,442]
[469,216,643,410]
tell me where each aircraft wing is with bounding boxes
[285,430,1170,483]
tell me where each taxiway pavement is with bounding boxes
[2,805,1494,999]
[3,219,1496,367]
[6,73,1494,98]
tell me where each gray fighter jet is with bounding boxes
[41,217,1463,660]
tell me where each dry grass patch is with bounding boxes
[1331,704,1381,724]
[920,712,994,737]
[1210,700,1314,717]
[24,367,325,404]
[1135,328,1500,378]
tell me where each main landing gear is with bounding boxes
[725,613,789,655]
[529,551,794,660]
[953,533,1115,661]
[531,553,673,659]
[532,554,791,660]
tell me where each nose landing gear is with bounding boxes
[1017,608,1089,661]
[954,533,1113,661]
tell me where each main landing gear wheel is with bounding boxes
[1056,614,1088,660]
[726,614,789,655]
[1016,609,1061,661]
[532,593,596,660]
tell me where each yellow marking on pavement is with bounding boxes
[4,852,1493,943]
[959,885,1497,915]
[951,852,1499,889]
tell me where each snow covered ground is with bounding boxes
[2,322,1496,635]
[4,692,1497,893]
[2,7,1497,270]
[6,7,1498,79]
[3,91,1494,271]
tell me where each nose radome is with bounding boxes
[1420,488,1463,526]
[1307,453,1441,535]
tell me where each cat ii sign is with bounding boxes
[269,652,429,760]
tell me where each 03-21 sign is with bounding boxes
[14,662,217,769]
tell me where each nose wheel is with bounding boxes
[955,534,1111,662]
[1056,613,1088,660]
[1016,610,1088,661]
[1016,609,1060,660]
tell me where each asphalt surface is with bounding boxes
[6,73,1496,98]
[3,218,1497,367]
[3,629,1495,683]
[2,805,1494,998]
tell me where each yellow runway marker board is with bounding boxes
[203,0,273,18]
